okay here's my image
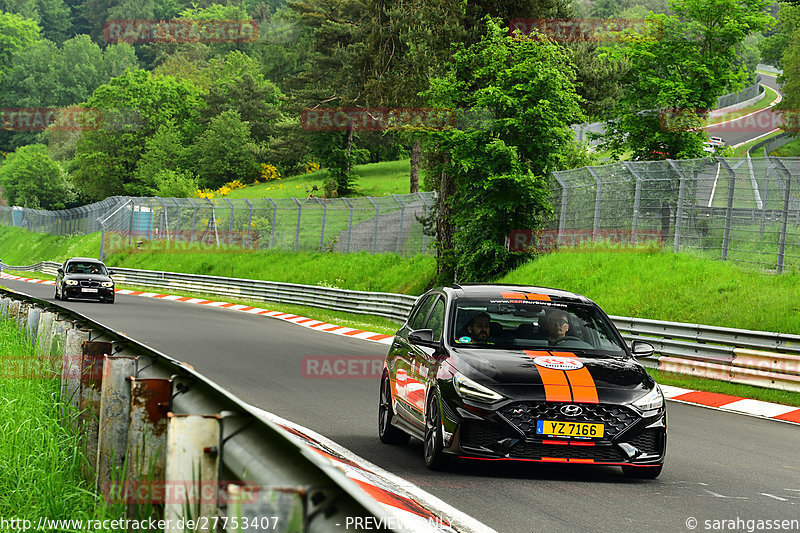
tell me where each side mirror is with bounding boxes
[108,270,116,276]
[57,268,64,275]
[408,328,436,347]
[631,340,655,358]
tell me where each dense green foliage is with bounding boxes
[0,143,73,208]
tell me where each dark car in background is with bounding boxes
[55,257,116,303]
[378,284,666,478]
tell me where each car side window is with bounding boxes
[426,298,446,342]
[408,295,435,331]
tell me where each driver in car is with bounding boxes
[542,309,571,345]
[465,312,492,344]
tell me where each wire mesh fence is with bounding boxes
[548,156,800,272]
[3,156,800,273]
[91,193,438,258]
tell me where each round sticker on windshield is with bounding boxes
[533,356,584,371]
[458,336,472,343]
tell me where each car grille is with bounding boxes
[510,441,627,462]
[624,430,659,454]
[79,280,100,287]
[459,422,509,448]
[499,402,640,439]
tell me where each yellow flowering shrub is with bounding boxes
[258,163,281,182]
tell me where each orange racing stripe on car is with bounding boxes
[524,351,572,402]
[525,350,599,403]
[501,292,551,301]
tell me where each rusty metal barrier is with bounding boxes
[0,287,405,532]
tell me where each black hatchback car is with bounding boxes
[379,284,665,478]
[55,257,116,303]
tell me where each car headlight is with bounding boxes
[631,385,664,414]
[453,373,503,403]
[100,281,113,288]
[65,280,78,286]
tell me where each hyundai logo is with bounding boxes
[560,405,583,417]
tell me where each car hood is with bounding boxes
[64,273,113,282]
[449,347,653,404]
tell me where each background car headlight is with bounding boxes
[100,281,113,288]
[631,385,664,414]
[453,373,503,403]
[65,280,78,286]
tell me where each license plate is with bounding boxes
[81,288,98,293]
[537,420,604,438]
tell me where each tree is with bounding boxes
[190,109,259,188]
[71,70,203,200]
[775,3,800,135]
[425,18,585,282]
[599,0,773,160]
[0,11,39,81]
[0,143,74,209]
[131,120,191,195]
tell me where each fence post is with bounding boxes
[292,197,302,252]
[668,160,688,253]
[144,198,155,241]
[368,197,380,254]
[244,199,253,249]
[128,202,135,246]
[392,194,405,253]
[719,158,737,261]
[418,193,430,254]
[587,167,603,241]
[224,198,234,247]
[316,198,327,251]
[342,198,353,253]
[265,198,277,250]
[761,159,774,236]
[553,173,568,245]
[624,162,643,245]
[187,198,197,244]
[96,355,138,492]
[172,198,182,244]
[774,159,793,274]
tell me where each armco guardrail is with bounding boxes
[7,262,800,392]
[0,287,406,532]
[8,261,418,322]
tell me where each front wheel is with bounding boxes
[54,286,60,300]
[622,464,663,479]
[60,285,68,301]
[378,375,410,445]
[423,391,449,470]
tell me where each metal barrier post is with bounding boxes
[761,160,773,236]
[80,340,113,478]
[96,355,138,492]
[62,328,90,424]
[225,198,234,246]
[164,414,221,532]
[418,193,430,254]
[173,198,182,244]
[553,173,568,245]
[188,198,198,244]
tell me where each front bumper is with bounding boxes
[64,286,115,300]
[442,399,666,465]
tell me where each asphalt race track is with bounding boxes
[705,73,784,148]
[6,280,799,533]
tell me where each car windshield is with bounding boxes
[66,262,106,275]
[451,297,627,355]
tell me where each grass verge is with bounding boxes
[732,128,785,157]
[770,138,800,157]
[0,318,126,526]
[224,159,425,200]
[646,368,800,408]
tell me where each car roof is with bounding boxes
[443,283,593,304]
[66,257,103,263]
